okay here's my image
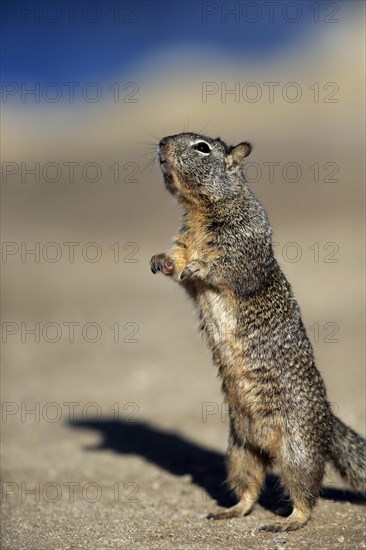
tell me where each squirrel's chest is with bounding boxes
[180,214,219,264]
[197,288,238,365]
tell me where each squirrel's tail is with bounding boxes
[329,414,366,492]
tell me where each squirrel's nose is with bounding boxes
[159,137,168,148]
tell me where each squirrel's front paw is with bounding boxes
[180,260,208,280]
[150,253,175,275]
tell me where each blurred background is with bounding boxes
[1,1,365,548]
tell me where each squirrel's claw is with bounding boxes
[180,267,192,280]
[150,253,175,275]
[180,260,208,280]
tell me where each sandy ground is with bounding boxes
[1,144,366,548]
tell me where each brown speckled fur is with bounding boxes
[150,133,365,531]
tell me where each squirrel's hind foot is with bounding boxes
[207,500,254,520]
[259,507,310,532]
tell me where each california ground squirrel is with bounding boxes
[149,132,365,531]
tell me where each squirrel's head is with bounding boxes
[157,132,252,206]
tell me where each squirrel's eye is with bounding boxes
[193,142,211,154]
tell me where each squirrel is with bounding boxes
[149,132,365,532]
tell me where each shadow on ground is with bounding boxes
[68,419,365,511]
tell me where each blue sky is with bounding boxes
[1,0,345,83]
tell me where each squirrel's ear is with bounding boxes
[225,142,252,167]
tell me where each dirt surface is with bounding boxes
[2,174,365,549]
